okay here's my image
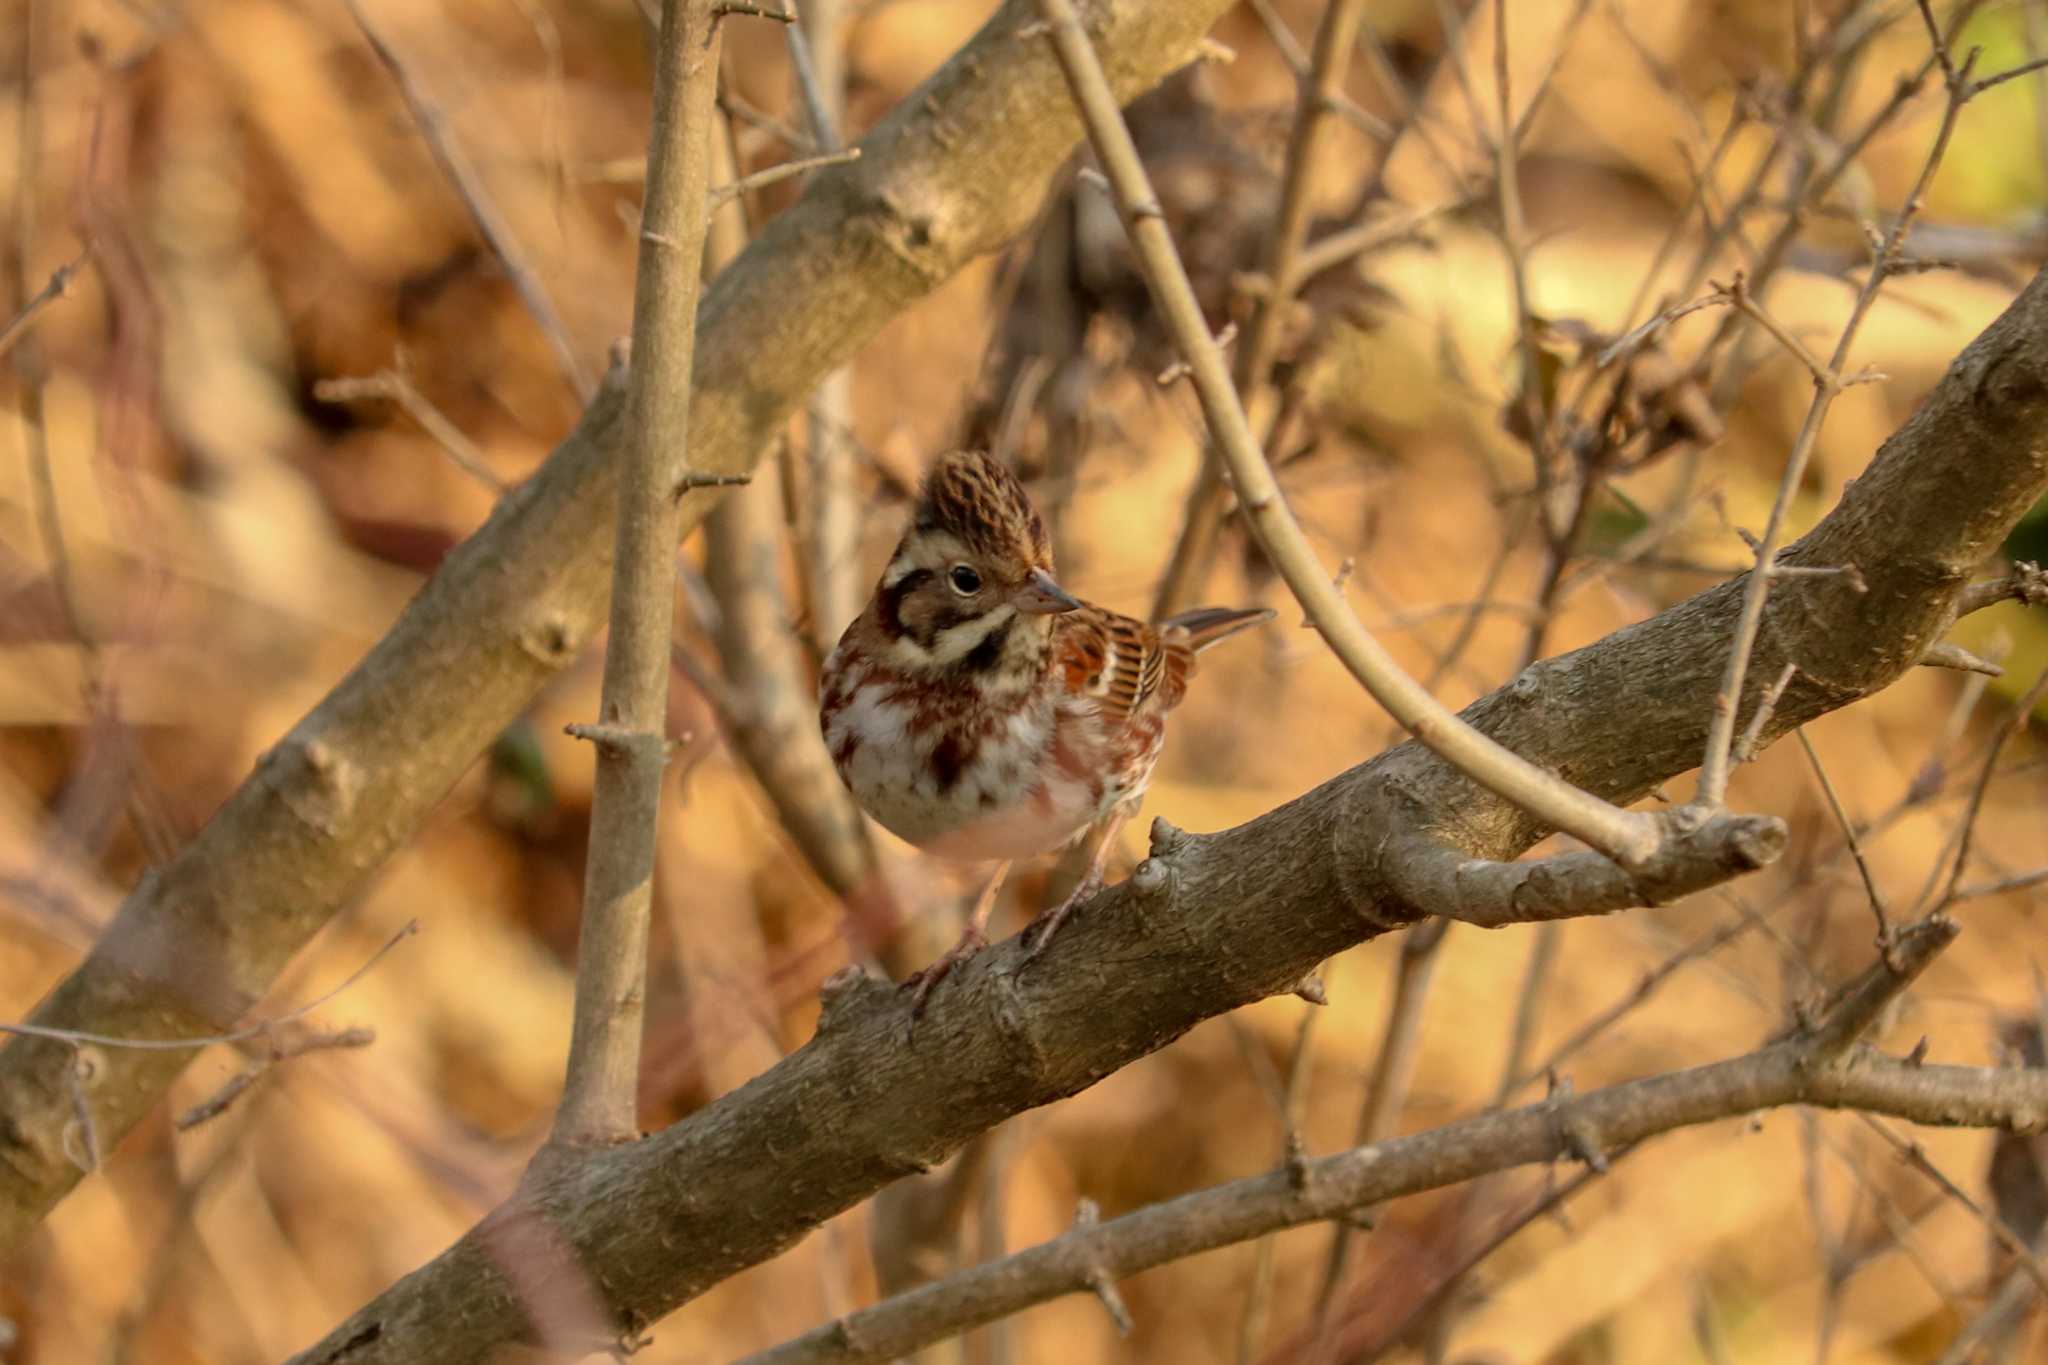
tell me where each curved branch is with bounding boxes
[1381,808,1787,930]
[0,0,1246,1250]
[286,263,2048,1360]
[1035,0,1669,866]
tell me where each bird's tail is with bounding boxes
[1161,605,1276,653]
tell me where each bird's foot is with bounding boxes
[1022,870,1104,961]
[901,923,990,1027]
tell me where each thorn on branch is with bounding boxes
[1147,816,1189,859]
[1735,662,1799,764]
[1291,972,1328,1006]
[564,722,676,763]
[1285,1131,1311,1190]
[1906,1035,1930,1067]
[674,470,753,499]
[816,964,892,1034]
[63,1048,102,1173]
[1071,1198,1133,1335]
[1920,640,2003,676]
[714,1,794,21]
[1560,1115,1611,1173]
[1157,321,1236,385]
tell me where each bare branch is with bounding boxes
[340,0,595,401]
[0,250,87,361]
[746,939,2035,1363]
[1919,640,2004,675]
[1735,662,1801,763]
[712,148,862,206]
[552,0,725,1148]
[1795,727,1891,945]
[1958,559,2048,617]
[1033,0,1718,869]
[1150,0,1372,619]
[1697,26,1981,806]
[698,117,891,934]
[314,365,507,494]
[173,1026,376,1131]
[1380,809,1787,930]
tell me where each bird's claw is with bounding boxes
[901,924,989,1030]
[1022,871,1103,962]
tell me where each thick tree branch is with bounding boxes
[0,0,1244,1249]
[286,263,2048,1360]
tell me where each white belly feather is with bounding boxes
[822,653,1107,861]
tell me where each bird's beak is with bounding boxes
[1012,567,1082,615]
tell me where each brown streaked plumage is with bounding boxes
[818,450,1271,1009]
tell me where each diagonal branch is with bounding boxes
[1150,0,1371,619]
[341,0,596,401]
[1032,0,1705,871]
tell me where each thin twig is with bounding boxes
[0,920,419,1053]
[1931,665,2048,912]
[1796,727,1891,945]
[784,1,865,659]
[314,366,507,493]
[1149,0,1372,619]
[0,251,87,361]
[1031,0,1674,866]
[174,1026,377,1130]
[552,0,726,1148]
[1309,919,1449,1350]
[1735,662,1800,764]
[341,0,595,401]
[1235,1004,1318,1365]
[1859,1113,2048,1298]
[711,148,861,205]
[1696,31,1980,807]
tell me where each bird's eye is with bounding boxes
[949,565,982,595]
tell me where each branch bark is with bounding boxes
[552,0,724,1148]
[743,923,2040,1364]
[286,264,2048,1360]
[0,0,1244,1250]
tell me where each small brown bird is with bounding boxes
[819,450,1270,1006]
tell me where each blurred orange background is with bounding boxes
[4,1,2048,1361]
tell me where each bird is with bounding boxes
[819,449,1272,1013]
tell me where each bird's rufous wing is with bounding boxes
[1055,606,1191,721]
